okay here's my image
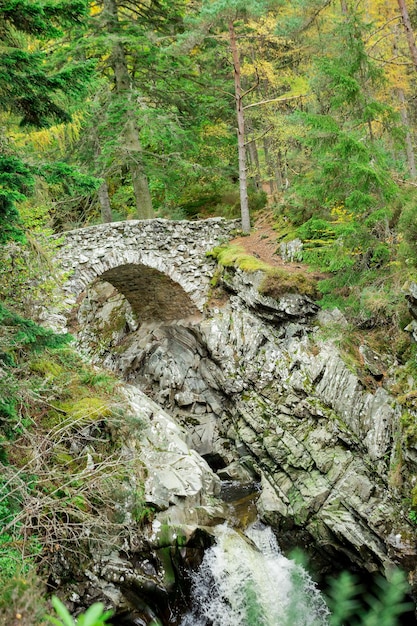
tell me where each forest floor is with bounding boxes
[230,209,326,280]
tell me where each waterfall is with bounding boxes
[180,522,329,626]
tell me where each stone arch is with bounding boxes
[68,250,201,323]
[99,263,199,322]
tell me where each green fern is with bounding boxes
[327,569,412,626]
[46,597,113,626]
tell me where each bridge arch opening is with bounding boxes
[98,263,199,323]
[98,263,200,323]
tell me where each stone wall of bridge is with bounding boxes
[56,218,238,323]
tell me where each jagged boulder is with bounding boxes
[52,384,226,623]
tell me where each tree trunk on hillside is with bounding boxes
[248,137,261,190]
[103,0,154,220]
[93,128,113,223]
[263,138,276,195]
[276,149,287,189]
[98,180,113,222]
[392,21,417,178]
[398,88,417,179]
[397,0,417,71]
[123,116,154,219]
[229,19,250,233]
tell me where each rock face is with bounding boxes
[58,384,225,624]
[71,266,417,603]
[122,386,221,512]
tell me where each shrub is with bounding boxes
[327,569,411,626]
[399,201,417,258]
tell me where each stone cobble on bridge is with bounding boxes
[57,218,238,322]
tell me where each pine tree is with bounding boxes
[290,9,400,221]
[0,0,94,241]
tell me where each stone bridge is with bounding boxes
[57,218,238,323]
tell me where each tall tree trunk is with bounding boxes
[103,0,154,220]
[93,126,113,223]
[263,137,276,195]
[98,180,113,223]
[248,138,261,191]
[398,88,417,178]
[392,21,417,178]
[229,20,250,233]
[276,149,286,189]
[123,116,154,219]
[397,0,417,71]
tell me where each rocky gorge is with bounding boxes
[49,224,417,624]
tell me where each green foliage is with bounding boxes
[327,569,411,626]
[56,397,112,426]
[0,472,46,623]
[0,49,94,128]
[0,0,90,38]
[77,370,117,392]
[327,571,363,626]
[0,304,72,437]
[296,218,338,241]
[398,199,417,262]
[0,0,93,127]
[0,0,95,241]
[400,410,417,447]
[0,303,71,355]
[0,300,150,617]
[46,597,113,626]
[281,7,403,304]
[0,153,33,243]
[39,163,101,195]
[0,534,24,579]
[0,210,67,314]
[314,267,408,331]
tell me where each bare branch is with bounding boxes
[243,94,306,110]
[242,68,260,99]
[364,14,402,43]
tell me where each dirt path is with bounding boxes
[230,210,325,279]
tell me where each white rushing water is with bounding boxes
[180,522,329,626]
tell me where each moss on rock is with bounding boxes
[209,244,318,300]
[259,268,317,299]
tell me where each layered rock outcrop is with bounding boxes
[72,265,417,595]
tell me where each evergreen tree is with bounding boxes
[71,0,237,222]
[289,9,400,224]
[0,0,95,241]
